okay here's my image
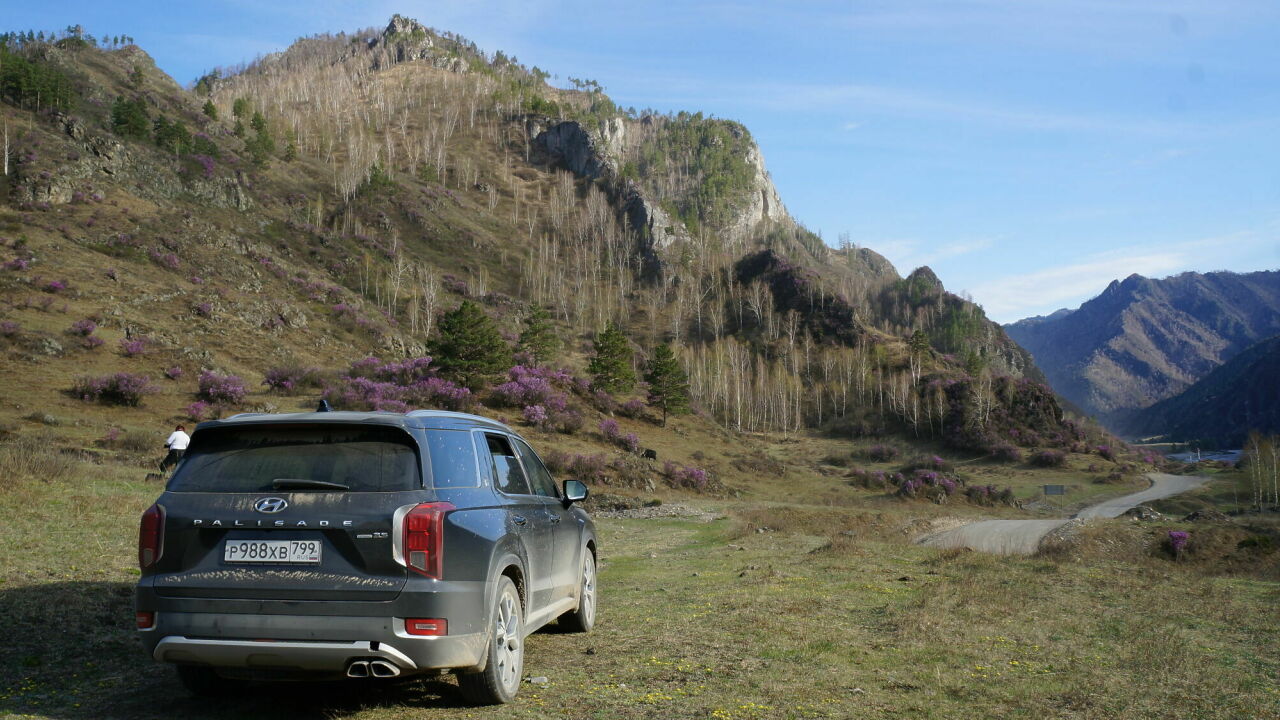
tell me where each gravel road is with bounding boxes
[916,473,1206,555]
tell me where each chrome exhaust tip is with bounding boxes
[346,660,370,678]
[369,660,401,678]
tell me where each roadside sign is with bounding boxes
[1043,484,1066,496]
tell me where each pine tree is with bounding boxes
[428,301,512,390]
[644,344,690,426]
[111,96,150,140]
[202,100,218,120]
[587,321,635,394]
[517,305,559,362]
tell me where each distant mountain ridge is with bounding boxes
[1124,334,1280,446]
[1004,270,1280,426]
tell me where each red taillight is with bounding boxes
[403,502,454,579]
[405,618,448,636]
[138,503,165,569]
[136,611,155,629]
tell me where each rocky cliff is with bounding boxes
[534,112,788,264]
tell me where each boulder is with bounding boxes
[1123,505,1163,521]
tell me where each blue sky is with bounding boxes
[11,1,1280,322]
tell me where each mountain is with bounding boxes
[1005,270,1280,426]
[1123,334,1280,446]
[0,17,1088,472]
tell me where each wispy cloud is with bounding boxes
[750,82,1206,136]
[874,237,996,274]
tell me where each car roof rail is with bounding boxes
[406,409,513,430]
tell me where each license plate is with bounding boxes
[223,540,321,564]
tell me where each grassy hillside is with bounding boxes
[0,17,1111,484]
[1124,335,1280,445]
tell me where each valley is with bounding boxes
[0,14,1278,720]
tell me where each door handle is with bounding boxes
[512,515,527,526]
[548,514,561,524]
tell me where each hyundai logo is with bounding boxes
[254,497,289,514]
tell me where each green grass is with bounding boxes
[1,450,1277,720]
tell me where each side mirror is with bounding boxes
[563,479,588,504]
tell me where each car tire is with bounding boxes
[559,550,596,633]
[175,665,239,696]
[457,576,523,705]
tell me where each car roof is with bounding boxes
[196,409,515,433]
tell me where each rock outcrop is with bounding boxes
[366,15,467,73]
[534,115,789,269]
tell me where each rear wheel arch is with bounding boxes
[500,562,526,613]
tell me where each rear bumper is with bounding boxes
[140,611,487,676]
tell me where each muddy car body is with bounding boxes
[135,409,597,704]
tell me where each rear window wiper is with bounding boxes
[271,478,350,491]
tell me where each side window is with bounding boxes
[514,438,559,498]
[424,429,479,488]
[484,434,531,496]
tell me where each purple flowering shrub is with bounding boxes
[348,356,436,385]
[895,468,961,503]
[164,366,184,380]
[599,418,642,454]
[990,443,1023,463]
[662,461,714,491]
[848,468,900,490]
[83,335,104,349]
[185,401,211,421]
[119,337,147,357]
[1096,445,1117,462]
[963,484,1016,507]
[441,274,469,296]
[543,450,610,485]
[0,320,19,337]
[67,318,97,336]
[1030,449,1067,468]
[599,418,619,438]
[617,398,647,420]
[263,365,325,394]
[320,356,471,412]
[489,366,579,431]
[901,455,952,473]
[197,371,247,405]
[862,444,900,462]
[491,366,561,407]
[330,304,385,338]
[522,404,549,427]
[152,251,180,269]
[589,390,618,414]
[72,373,157,406]
[193,302,213,318]
[1167,530,1190,559]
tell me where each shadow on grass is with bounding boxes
[0,581,475,719]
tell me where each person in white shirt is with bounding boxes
[161,425,190,473]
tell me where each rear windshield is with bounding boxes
[168,425,422,492]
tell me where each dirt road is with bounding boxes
[916,473,1205,555]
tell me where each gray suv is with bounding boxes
[134,409,597,705]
